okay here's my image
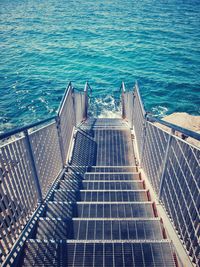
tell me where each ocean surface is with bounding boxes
[0,0,200,132]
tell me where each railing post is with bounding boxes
[71,86,77,126]
[84,82,88,120]
[130,89,135,129]
[159,129,175,198]
[121,82,126,119]
[55,116,66,167]
[24,130,42,203]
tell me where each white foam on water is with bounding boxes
[151,106,168,117]
[89,95,121,118]
[98,109,121,118]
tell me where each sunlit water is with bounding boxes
[0,0,200,132]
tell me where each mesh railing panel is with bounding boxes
[0,137,38,263]
[132,84,200,265]
[142,122,169,194]
[160,138,200,265]
[132,87,146,160]
[74,92,87,126]
[58,85,76,163]
[123,92,134,128]
[29,122,63,198]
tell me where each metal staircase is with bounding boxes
[17,119,177,266]
[1,83,199,267]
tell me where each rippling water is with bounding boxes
[0,0,200,132]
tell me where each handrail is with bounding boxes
[147,115,200,141]
[0,116,56,140]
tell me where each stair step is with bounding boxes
[53,189,149,202]
[45,202,156,219]
[34,218,163,241]
[87,166,138,173]
[81,181,144,190]
[81,118,128,128]
[94,129,135,166]
[84,172,140,181]
[80,190,149,202]
[71,219,164,240]
[66,241,176,267]
[19,240,176,267]
[57,179,144,191]
[75,202,155,218]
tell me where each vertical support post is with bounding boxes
[56,116,66,167]
[24,130,42,203]
[130,91,134,129]
[84,82,88,120]
[71,86,76,126]
[159,129,175,198]
[121,82,126,119]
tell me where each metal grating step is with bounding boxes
[79,190,148,202]
[34,218,163,241]
[84,172,140,181]
[71,219,164,240]
[75,202,155,218]
[87,166,138,173]
[19,240,176,267]
[82,181,144,190]
[81,118,128,128]
[94,129,135,166]
[45,202,156,219]
[52,190,148,202]
[58,178,144,191]
[66,241,176,267]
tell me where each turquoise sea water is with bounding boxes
[0,0,200,132]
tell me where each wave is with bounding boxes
[151,106,169,118]
[88,95,121,118]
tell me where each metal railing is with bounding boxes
[122,82,200,265]
[0,82,89,264]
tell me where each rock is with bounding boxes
[155,112,200,148]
